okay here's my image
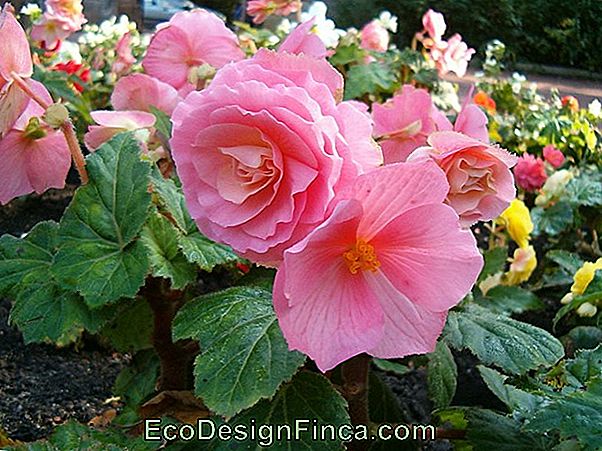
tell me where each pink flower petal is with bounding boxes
[0,5,33,80]
[278,18,327,59]
[90,110,156,128]
[111,73,180,115]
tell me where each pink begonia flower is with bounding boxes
[408,131,517,226]
[84,110,156,151]
[435,88,490,143]
[0,4,34,137]
[422,9,446,42]
[273,160,483,371]
[111,32,136,76]
[247,0,301,24]
[45,0,86,30]
[143,9,244,91]
[31,13,73,48]
[278,18,328,59]
[543,144,565,168]
[360,20,389,53]
[111,73,180,116]
[432,33,475,77]
[372,85,441,163]
[514,154,547,191]
[170,49,382,265]
[0,80,70,205]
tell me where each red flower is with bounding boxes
[543,144,565,168]
[473,90,496,114]
[561,95,579,112]
[514,154,547,191]
[53,60,90,92]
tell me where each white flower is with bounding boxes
[535,169,574,206]
[55,40,83,64]
[588,99,601,117]
[576,302,598,317]
[378,11,398,33]
[277,18,293,35]
[301,1,345,48]
[20,3,41,16]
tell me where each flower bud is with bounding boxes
[43,103,69,129]
[576,302,597,318]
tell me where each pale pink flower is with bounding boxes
[372,85,441,163]
[111,32,136,76]
[0,4,34,136]
[273,160,483,371]
[422,9,446,42]
[111,73,180,115]
[514,154,547,191]
[247,0,301,24]
[84,110,156,151]
[543,144,565,168]
[278,18,327,59]
[170,49,381,265]
[0,81,70,205]
[45,0,86,30]
[143,9,244,91]
[409,131,517,226]
[435,88,490,143]
[31,13,74,48]
[433,33,475,77]
[360,20,389,53]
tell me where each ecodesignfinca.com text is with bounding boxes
[144,418,436,446]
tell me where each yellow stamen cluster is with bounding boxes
[343,239,381,275]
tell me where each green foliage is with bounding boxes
[344,62,396,100]
[475,285,544,316]
[99,297,154,352]
[373,359,410,376]
[150,106,172,140]
[173,285,306,418]
[427,341,457,409]
[53,133,151,307]
[478,247,508,283]
[531,201,574,236]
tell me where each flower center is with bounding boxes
[343,239,381,275]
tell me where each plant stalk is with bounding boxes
[341,353,371,450]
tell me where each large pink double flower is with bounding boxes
[274,160,483,371]
[170,49,381,264]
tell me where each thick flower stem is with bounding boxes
[341,353,371,451]
[11,71,89,185]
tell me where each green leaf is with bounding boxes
[211,372,349,451]
[344,63,396,99]
[475,285,544,315]
[554,273,602,326]
[0,221,58,296]
[561,326,602,351]
[328,44,365,66]
[99,297,154,352]
[173,286,306,418]
[566,344,602,386]
[140,212,197,289]
[478,366,544,416]
[532,202,574,236]
[149,106,172,140]
[53,133,151,307]
[443,304,564,375]
[546,250,584,274]
[368,371,405,423]
[478,247,508,283]
[427,341,457,409]
[373,359,410,376]
[565,171,602,207]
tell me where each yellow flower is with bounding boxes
[504,245,537,285]
[498,199,533,248]
[571,258,602,295]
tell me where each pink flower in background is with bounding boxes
[514,154,547,191]
[31,0,86,47]
[170,49,381,265]
[278,18,327,59]
[273,160,483,371]
[247,0,301,24]
[360,20,389,53]
[0,4,34,136]
[409,131,517,226]
[432,34,475,77]
[143,9,244,91]
[84,110,156,151]
[435,89,490,143]
[111,32,136,76]
[45,0,86,30]
[372,85,440,163]
[422,9,446,42]
[0,81,70,205]
[543,144,565,168]
[111,73,180,115]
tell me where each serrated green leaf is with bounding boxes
[344,63,396,99]
[478,247,508,283]
[328,44,365,66]
[373,359,409,376]
[443,304,564,375]
[566,344,602,386]
[368,371,405,423]
[478,366,544,416]
[173,286,305,418]
[149,106,172,140]
[427,341,457,409]
[476,285,544,315]
[546,250,584,274]
[532,202,574,236]
[140,212,197,289]
[53,133,151,307]
[100,297,154,352]
[211,372,349,451]
[565,171,602,207]
[561,326,602,351]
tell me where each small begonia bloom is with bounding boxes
[434,91,490,143]
[514,154,547,191]
[45,0,86,30]
[273,160,483,371]
[360,20,389,53]
[278,18,328,59]
[473,91,496,113]
[422,9,446,42]
[143,9,244,91]
[498,199,533,248]
[112,32,136,76]
[247,0,301,24]
[504,245,537,285]
[0,81,70,204]
[542,144,565,168]
[84,110,156,150]
[571,258,602,296]
[561,95,579,112]
[409,131,517,226]
[534,169,573,207]
[372,85,440,163]
[111,73,179,116]
[433,33,475,77]
[170,49,381,265]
